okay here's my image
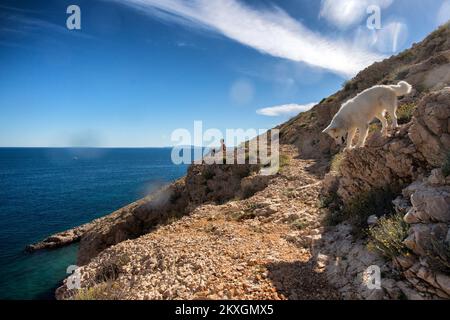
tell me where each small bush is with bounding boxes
[326,96,336,103]
[319,191,339,209]
[73,281,124,300]
[396,103,416,124]
[323,208,346,227]
[73,283,109,300]
[342,80,357,91]
[279,154,290,168]
[396,49,415,62]
[330,153,345,173]
[367,213,410,259]
[320,191,344,227]
[283,187,297,199]
[230,210,253,221]
[340,187,398,236]
[292,218,308,230]
[385,103,415,125]
[95,262,121,283]
[247,202,263,211]
[369,122,380,133]
[395,67,410,80]
[442,151,450,177]
[202,168,215,180]
[415,83,428,93]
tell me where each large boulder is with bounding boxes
[409,88,450,167]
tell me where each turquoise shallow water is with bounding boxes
[0,148,189,299]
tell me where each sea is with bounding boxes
[0,147,191,299]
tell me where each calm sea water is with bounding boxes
[0,148,189,300]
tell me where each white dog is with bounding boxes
[323,81,412,150]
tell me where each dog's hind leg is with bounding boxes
[344,127,357,151]
[383,94,398,129]
[390,99,399,129]
[376,113,388,137]
[355,124,369,148]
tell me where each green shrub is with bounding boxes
[369,122,380,133]
[330,153,345,173]
[367,213,410,259]
[73,281,124,300]
[442,151,450,177]
[73,283,109,300]
[279,154,290,168]
[342,80,356,91]
[396,49,415,62]
[415,83,428,93]
[343,188,395,233]
[395,67,410,80]
[202,168,215,180]
[326,96,336,103]
[396,103,416,124]
[320,191,344,227]
[385,103,415,125]
[323,207,346,227]
[283,187,296,199]
[340,187,398,236]
[292,218,308,230]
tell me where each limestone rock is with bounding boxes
[409,186,450,222]
[436,273,450,296]
[403,223,448,256]
[409,88,450,167]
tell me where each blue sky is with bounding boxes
[0,0,448,147]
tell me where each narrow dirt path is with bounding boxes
[74,145,339,300]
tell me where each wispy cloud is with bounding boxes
[437,0,450,26]
[319,0,393,29]
[0,4,42,14]
[256,102,317,117]
[115,0,384,77]
[0,8,93,44]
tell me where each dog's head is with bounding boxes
[322,124,347,146]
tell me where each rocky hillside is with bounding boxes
[29,23,450,300]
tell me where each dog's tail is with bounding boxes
[389,81,412,96]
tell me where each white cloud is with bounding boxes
[319,0,393,29]
[116,0,384,77]
[437,0,450,26]
[256,102,317,117]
